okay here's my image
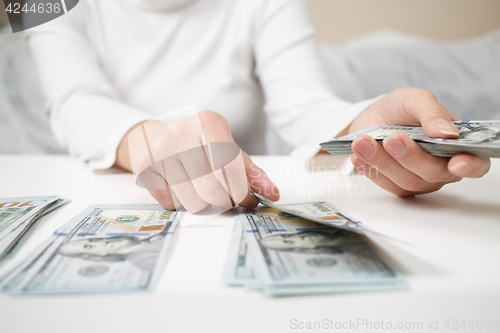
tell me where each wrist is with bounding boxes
[115,124,142,172]
[115,121,167,172]
[347,98,383,134]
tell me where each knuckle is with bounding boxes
[198,180,224,201]
[371,157,391,174]
[400,176,425,192]
[401,87,437,109]
[418,89,436,100]
[361,165,378,179]
[198,110,219,121]
[133,150,154,172]
[422,171,447,184]
[165,118,190,139]
[405,87,435,100]
[221,154,245,178]
[395,147,419,166]
[199,110,231,132]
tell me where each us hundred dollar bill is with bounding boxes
[225,203,406,296]
[0,204,183,294]
[254,193,364,233]
[320,120,500,158]
[0,196,62,260]
[221,220,260,289]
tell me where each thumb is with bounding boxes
[242,152,280,201]
[406,91,461,138]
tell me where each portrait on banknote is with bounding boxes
[58,235,165,270]
[260,229,362,255]
[453,126,500,144]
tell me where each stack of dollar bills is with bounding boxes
[0,204,183,294]
[222,195,407,296]
[320,120,500,158]
[0,196,69,261]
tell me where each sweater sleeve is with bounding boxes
[253,0,381,149]
[27,5,151,170]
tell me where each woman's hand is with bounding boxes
[348,88,491,196]
[115,111,279,212]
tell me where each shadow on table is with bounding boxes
[396,192,500,222]
[370,191,500,278]
[93,167,129,174]
[368,234,446,278]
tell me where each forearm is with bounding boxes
[28,17,151,170]
[115,124,139,172]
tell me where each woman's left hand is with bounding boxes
[348,87,491,196]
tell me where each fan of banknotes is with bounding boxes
[0,204,183,294]
[1,196,404,296]
[0,196,69,261]
[222,195,407,296]
[320,120,500,158]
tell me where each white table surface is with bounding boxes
[0,155,499,333]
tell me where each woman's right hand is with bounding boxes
[115,111,279,213]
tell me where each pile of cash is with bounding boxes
[1,197,404,296]
[0,196,69,261]
[222,195,406,296]
[320,120,500,158]
[0,204,183,294]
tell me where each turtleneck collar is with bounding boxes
[128,0,199,12]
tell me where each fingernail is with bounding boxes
[384,134,406,157]
[434,118,459,136]
[263,175,280,201]
[271,180,280,198]
[352,155,367,168]
[450,161,470,175]
[354,138,374,158]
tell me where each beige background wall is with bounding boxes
[1,0,500,41]
[306,0,500,43]
[0,1,8,28]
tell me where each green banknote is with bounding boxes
[0,204,183,294]
[320,120,500,158]
[0,196,61,260]
[254,193,364,233]
[224,203,406,296]
[221,220,260,289]
[3,199,71,259]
